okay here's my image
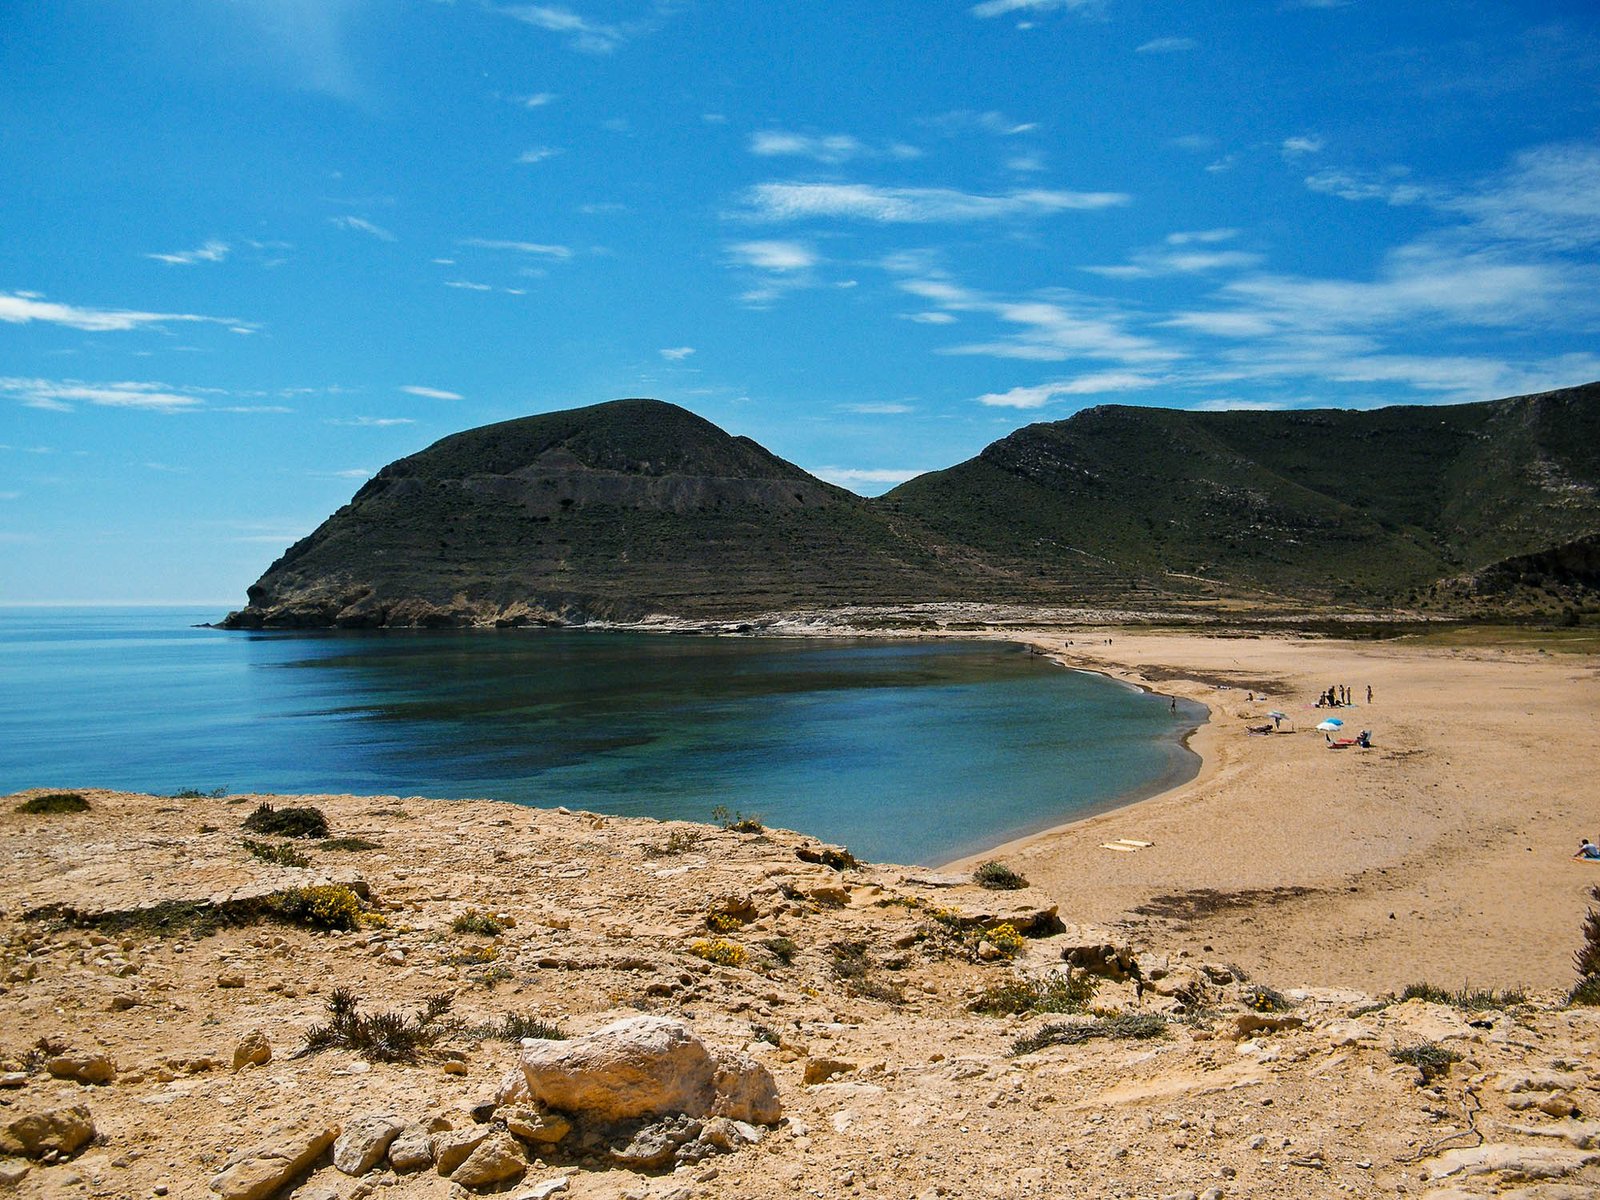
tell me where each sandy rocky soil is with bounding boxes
[2,788,1599,1200]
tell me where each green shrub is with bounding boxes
[1390,1041,1460,1083]
[1400,982,1527,1010]
[1568,973,1600,1006]
[243,802,329,839]
[711,805,765,833]
[263,885,366,931]
[1241,984,1293,1013]
[242,838,310,868]
[689,938,747,968]
[973,860,1028,891]
[1011,1012,1167,1056]
[321,836,381,852]
[170,787,227,799]
[451,910,506,937]
[301,988,456,1063]
[1576,886,1600,979]
[477,1014,566,1042]
[970,971,1098,1017]
[15,792,90,814]
[761,936,797,965]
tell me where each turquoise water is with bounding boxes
[0,607,1203,865]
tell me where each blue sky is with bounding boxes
[3,0,1599,604]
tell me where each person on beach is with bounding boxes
[1576,839,1600,861]
[1367,685,1373,704]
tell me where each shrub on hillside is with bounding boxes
[15,792,90,814]
[242,802,329,839]
[973,860,1028,890]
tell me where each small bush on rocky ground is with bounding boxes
[797,844,859,871]
[973,860,1028,890]
[1011,1012,1168,1056]
[761,936,797,965]
[321,836,381,851]
[15,792,90,814]
[1569,887,1600,1006]
[984,922,1026,959]
[301,988,456,1063]
[711,805,764,834]
[1569,974,1600,1006]
[644,828,704,857]
[829,940,904,1004]
[170,787,227,799]
[263,885,369,931]
[1390,1041,1460,1083]
[242,802,329,839]
[689,938,747,968]
[241,838,310,868]
[468,1013,567,1043]
[1400,982,1527,1010]
[451,909,508,936]
[970,971,1098,1016]
[1241,983,1293,1013]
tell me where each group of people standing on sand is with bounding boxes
[1316,683,1373,708]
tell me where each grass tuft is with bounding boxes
[1400,982,1527,1010]
[451,910,508,937]
[301,988,456,1063]
[1011,1012,1168,1056]
[711,805,765,834]
[321,836,381,852]
[1390,1041,1460,1083]
[973,860,1028,891]
[970,972,1098,1017]
[241,838,310,868]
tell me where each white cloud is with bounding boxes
[517,146,563,164]
[310,468,374,480]
[326,416,417,427]
[904,312,958,324]
[330,216,395,241]
[401,385,464,400]
[971,0,1098,16]
[659,347,695,361]
[517,92,557,107]
[1137,36,1197,53]
[1167,229,1238,245]
[743,182,1128,223]
[146,240,230,266]
[1189,398,1291,411]
[444,280,494,291]
[0,377,210,413]
[748,131,921,165]
[499,5,628,53]
[840,402,915,414]
[728,240,817,271]
[974,372,1161,408]
[0,291,244,333]
[459,238,573,258]
[811,466,926,487]
[1304,167,1431,206]
[1281,135,1325,157]
[924,110,1039,137]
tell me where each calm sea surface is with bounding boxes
[0,607,1203,865]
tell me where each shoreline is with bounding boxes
[930,627,1600,993]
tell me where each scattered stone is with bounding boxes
[433,1127,491,1176]
[503,1106,572,1145]
[332,1113,405,1175]
[803,1058,855,1086]
[1234,1013,1304,1037]
[519,1016,780,1125]
[44,1054,116,1086]
[1497,1069,1586,1094]
[609,1116,703,1170]
[1425,1143,1600,1182]
[0,1105,95,1160]
[232,1031,271,1072]
[0,1073,25,1089]
[207,1125,338,1200]
[386,1126,435,1173]
[514,1177,570,1200]
[450,1132,526,1189]
[0,1162,30,1187]
[216,972,246,989]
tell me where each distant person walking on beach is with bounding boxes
[1367,685,1373,704]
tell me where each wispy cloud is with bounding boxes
[0,377,213,413]
[840,402,915,414]
[923,110,1039,137]
[1137,36,1197,53]
[330,216,396,241]
[748,131,920,164]
[497,5,637,53]
[728,241,817,271]
[401,385,464,400]
[516,92,557,108]
[971,0,1099,17]
[974,372,1161,408]
[309,468,374,480]
[1281,135,1325,157]
[444,280,494,291]
[1084,231,1262,279]
[658,347,695,361]
[742,182,1128,223]
[146,240,230,266]
[459,238,573,258]
[325,416,417,427]
[517,146,563,164]
[810,466,926,487]
[0,291,246,334]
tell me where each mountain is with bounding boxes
[222,385,1600,628]
[222,399,965,628]
[884,381,1600,607]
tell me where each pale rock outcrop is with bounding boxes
[231,1030,271,1071]
[0,1104,95,1159]
[207,1125,338,1200]
[1424,1143,1600,1182]
[518,1016,780,1125]
[433,1126,491,1175]
[44,1053,115,1085]
[450,1131,527,1189]
[386,1125,436,1172]
[332,1113,405,1175]
[503,1105,572,1145]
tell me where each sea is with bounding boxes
[0,606,1204,866]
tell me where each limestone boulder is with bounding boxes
[45,1054,116,1086]
[208,1125,338,1200]
[450,1132,526,1189]
[0,1104,95,1159]
[232,1031,272,1072]
[519,1016,780,1125]
[332,1113,404,1175]
[386,1125,435,1173]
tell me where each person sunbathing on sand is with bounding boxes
[1576,839,1600,861]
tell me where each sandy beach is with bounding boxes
[946,629,1600,993]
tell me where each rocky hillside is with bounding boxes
[4,787,1600,1200]
[885,381,1600,607]
[222,385,1600,627]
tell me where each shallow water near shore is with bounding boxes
[0,607,1202,864]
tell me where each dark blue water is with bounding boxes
[0,607,1203,865]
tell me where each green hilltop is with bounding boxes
[223,384,1600,628]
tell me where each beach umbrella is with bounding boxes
[1268,710,1288,719]
[1316,718,1343,732]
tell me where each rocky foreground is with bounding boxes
[3,788,1599,1200]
